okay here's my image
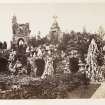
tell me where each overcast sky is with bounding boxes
[0,3,105,47]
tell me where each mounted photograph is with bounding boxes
[0,3,105,99]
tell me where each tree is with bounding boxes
[28,37,37,47]
[58,33,70,51]
[86,38,104,81]
[97,26,105,40]
[3,41,7,49]
[82,26,87,34]
[0,41,3,49]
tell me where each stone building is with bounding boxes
[47,16,63,44]
[11,16,31,48]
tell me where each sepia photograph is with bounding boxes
[0,0,105,101]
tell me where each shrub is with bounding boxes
[0,72,89,99]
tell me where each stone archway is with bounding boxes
[16,38,27,66]
[17,38,25,46]
[35,58,45,77]
[69,57,79,73]
[68,50,80,73]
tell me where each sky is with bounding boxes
[0,3,105,48]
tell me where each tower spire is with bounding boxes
[12,15,17,24]
[53,15,58,23]
[51,15,60,31]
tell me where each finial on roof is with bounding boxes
[53,15,58,22]
[51,15,60,30]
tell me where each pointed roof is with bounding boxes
[50,16,60,31]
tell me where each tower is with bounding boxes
[48,16,63,44]
[50,16,60,32]
[12,15,17,24]
[12,16,31,48]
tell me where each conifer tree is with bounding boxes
[86,38,104,81]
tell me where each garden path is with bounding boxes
[91,82,105,98]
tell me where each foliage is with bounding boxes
[28,36,50,47]
[69,57,79,73]
[57,31,104,64]
[86,39,104,81]
[0,72,89,99]
[0,41,7,49]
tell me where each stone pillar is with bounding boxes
[63,56,71,74]
[78,59,85,73]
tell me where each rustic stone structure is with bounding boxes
[11,16,31,48]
